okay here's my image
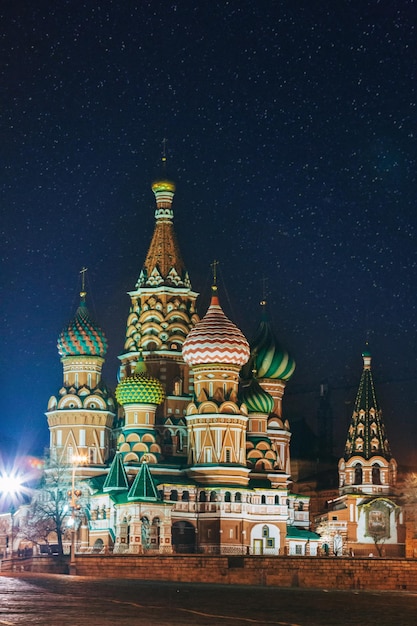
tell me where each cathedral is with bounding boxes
[45,169,319,557]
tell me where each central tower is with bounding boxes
[119,166,199,432]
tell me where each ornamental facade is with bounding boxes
[44,169,318,558]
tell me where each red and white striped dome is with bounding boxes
[182,290,250,366]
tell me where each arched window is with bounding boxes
[199,491,206,502]
[354,463,363,485]
[235,492,242,503]
[372,464,381,485]
[170,489,178,501]
[224,491,231,503]
[261,495,266,504]
[298,502,304,511]
[182,490,189,502]
[274,495,279,505]
[210,491,217,502]
[173,378,183,396]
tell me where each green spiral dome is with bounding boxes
[116,357,165,406]
[250,311,295,381]
[58,294,108,358]
[241,378,274,414]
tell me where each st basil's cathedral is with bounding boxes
[44,165,405,558]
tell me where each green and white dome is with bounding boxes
[241,378,274,414]
[116,357,165,406]
[58,293,108,358]
[249,309,295,381]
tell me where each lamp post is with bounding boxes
[68,455,87,575]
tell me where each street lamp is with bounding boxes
[68,455,87,575]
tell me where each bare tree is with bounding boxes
[19,456,83,556]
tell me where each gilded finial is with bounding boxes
[80,267,88,298]
[211,259,219,292]
[161,138,168,166]
[260,276,268,307]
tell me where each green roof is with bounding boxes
[128,462,160,501]
[286,526,321,540]
[103,452,129,492]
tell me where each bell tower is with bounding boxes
[338,347,397,495]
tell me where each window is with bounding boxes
[204,448,212,463]
[173,378,183,396]
[354,463,363,485]
[170,490,178,501]
[210,491,217,502]
[199,491,206,502]
[225,448,231,463]
[79,429,86,446]
[295,545,303,555]
[372,464,381,485]
[274,495,279,505]
[235,492,241,503]
[266,538,275,548]
[298,502,304,511]
[182,491,189,502]
[225,491,231,503]
[262,525,269,538]
[261,495,266,504]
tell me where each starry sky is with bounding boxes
[1,1,416,466]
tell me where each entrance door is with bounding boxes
[253,539,263,555]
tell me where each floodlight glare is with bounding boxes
[0,472,23,497]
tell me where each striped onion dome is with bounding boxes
[182,287,250,367]
[115,356,165,406]
[58,293,108,358]
[241,378,274,414]
[249,306,295,381]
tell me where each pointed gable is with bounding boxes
[128,462,160,501]
[103,452,129,493]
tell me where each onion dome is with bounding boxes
[241,378,274,414]
[115,356,165,406]
[58,292,108,358]
[248,305,295,381]
[182,287,250,367]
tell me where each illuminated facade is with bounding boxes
[45,171,318,557]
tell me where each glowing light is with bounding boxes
[0,471,23,497]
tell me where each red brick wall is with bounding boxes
[73,554,417,591]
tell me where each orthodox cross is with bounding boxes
[260,276,268,307]
[211,259,219,286]
[80,267,88,295]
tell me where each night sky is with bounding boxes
[1,1,416,466]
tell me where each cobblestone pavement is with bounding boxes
[0,574,416,625]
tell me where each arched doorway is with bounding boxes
[92,538,104,553]
[171,521,196,553]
